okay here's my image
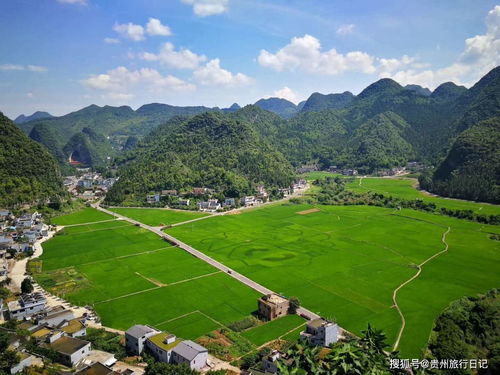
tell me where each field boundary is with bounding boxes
[62,218,120,227]
[392,226,451,351]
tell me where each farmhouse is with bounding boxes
[161,190,178,196]
[241,196,256,206]
[48,335,91,367]
[34,305,75,327]
[258,294,289,321]
[125,325,159,355]
[75,362,115,375]
[171,340,208,370]
[300,318,339,347]
[145,332,181,363]
[224,198,236,207]
[8,293,47,320]
[146,194,160,204]
[178,199,190,206]
[198,199,221,211]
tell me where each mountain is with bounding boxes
[15,111,54,124]
[222,103,241,113]
[358,78,404,99]
[300,92,355,113]
[0,112,64,207]
[404,84,432,96]
[254,97,298,118]
[63,127,115,167]
[431,82,467,101]
[28,123,66,164]
[105,112,295,205]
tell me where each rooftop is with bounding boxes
[76,362,114,375]
[31,327,52,339]
[261,294,288,305]
[49,336,90,355]
[172,340,207,361]
[307,318,332,329]
[60,319,85,334]
[125,325,158,339]
[147,332,182,351]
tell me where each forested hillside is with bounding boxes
[0,113,64,207]
[105,112,295,205]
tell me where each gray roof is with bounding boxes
[125,325,157,339]
[173,340,207,361]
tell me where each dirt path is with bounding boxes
[391,226,451,351]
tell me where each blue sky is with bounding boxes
[1,0,499,118]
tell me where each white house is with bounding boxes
[8,293,47,320]
[125,325,160,355]
[171,340,208,370]
[48,336,91,367]
[300,318,339,347]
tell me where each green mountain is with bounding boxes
[404,84,432,96]
[0,112,64,207]
[300,91,355,113]
[254,97,298,118]
[63,127,115,167]
[15,111,54,124]
[28,123,66,164]
[430,82,467,101]
[105,112,295,205]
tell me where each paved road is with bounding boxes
[92,203,321,322]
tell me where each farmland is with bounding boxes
[166,203,500,357]
[345,177,500,215]
[109,207,209,226]
[35,216,261,340]
[51,207,114,225]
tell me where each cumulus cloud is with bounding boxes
[0,64,47,72]
[146,18,172,36]
[380,5,500,89]
[104,37,120,44]
[140,42,206,69]
[258,34,376,75]
[181,0,229,17]
[81,66,195,101]
[113,22,145,41]
[336,24,355,35]
[193,59,251,86]
[268,86,302,104]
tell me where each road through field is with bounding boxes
[92,203,323,324]
[391,226,451,351]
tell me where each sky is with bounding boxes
[1,0,499,118]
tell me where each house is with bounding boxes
[0,210,11,221]
[328,166,338,172]
[23,231,38,243]
[241,196,255,206]
[10,353,35,374]
[161,190,178,197]
[191,187,209,196]
[48,335,91,367]
[258,294,289,321]
[0,236,13,250]
[8,293,47,320]
[341,169,358,176]
[224,198,236,207]
[178,199,190,206]
[75,362,115,375]
[300,318,339,347]
[260,350,293,374]
[198,199,221,212]
[145,332,181,363]
[125,325,160,355]
[59,319,87,338]
[296,164,318,174]
[35,306,75,327]
[256,185,268,199]
[278,188,290,197]
[171,340,208,370]
[146,194,160,204]
[81,350,117,367]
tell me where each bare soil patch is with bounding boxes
[296,208,321,215]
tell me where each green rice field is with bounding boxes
[241,314,306,346]
[166,203,500,357]
[345,177,500,215]
[51,207,113,225]
[109,207,209,226]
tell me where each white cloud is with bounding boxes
[81,66,196,98]
[27,92,34,98]
[181,0,229,17]
[146,18,171,36]
[258,34,376,75]
[56,0,87,4]
[103,92,135,101]
[140,42,206,69]
[193,59,252,86]
[268,86,302,104]
[381,5,500,89]
[113,22,145,41]
[0,64,47,72]
[336,24,355,35]
[104,37,120,44]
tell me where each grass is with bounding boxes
[51,207,114,225]
[241,315,306,346]
[109,207,209,226]
[166,203,500,358]
[155,311,221,340]
[345,177,500,215]
[302,171,341,181]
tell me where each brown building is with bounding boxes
[258,294,289,321]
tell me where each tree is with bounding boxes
[0,332,20,374]
[145,362,197,375]
[21,278,33,294]
[288,296,301,314]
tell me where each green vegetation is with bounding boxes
[156,312,221,340]
[21,278,33,294]
[0,112,64,207]
[346,177,500,215]
[241,315,305,346]
[82,328,126,359]
[109,207,209,226]
[63,127,115,166]
[425,289,499,374]
[105,112,295,205]
[254,97,299,118]
[300,91,355,113]
[51,207,113,225]
[0,331,20,375]
[166,203,500,358]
